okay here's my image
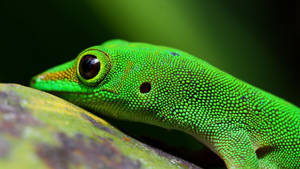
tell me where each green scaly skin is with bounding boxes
[31,39,300,169]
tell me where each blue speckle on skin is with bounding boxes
[169,52,179,56]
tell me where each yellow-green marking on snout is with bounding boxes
[31,39,300,169]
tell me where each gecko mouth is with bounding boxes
[45,91,78,99]
[48,91,72,96]
[47,91,91,97]
[47,88,117,97]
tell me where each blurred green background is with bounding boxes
[0,0,297,105]
[0,0,297,168]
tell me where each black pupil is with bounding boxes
[140,82,151,93]
[79,55,100,79]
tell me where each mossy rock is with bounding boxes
[0,83,201,169]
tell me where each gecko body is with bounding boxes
[31,40,300,168]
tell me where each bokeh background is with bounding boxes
[0,0,297,168]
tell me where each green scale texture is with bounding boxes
[32,40,300,169]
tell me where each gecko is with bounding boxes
[31,39,300,169]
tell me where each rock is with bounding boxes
[0,83,201,169]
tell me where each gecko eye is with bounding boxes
[76,49,111,86]
[140,82,151,93]
[79,55,100,79]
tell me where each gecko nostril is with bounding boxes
[30,77,38,86]
[30,78,36,86]
[140,82,151,93]
[30,75,44,87]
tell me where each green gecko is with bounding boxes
[31,39,300,169]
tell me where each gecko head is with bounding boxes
[31,39,190,128]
